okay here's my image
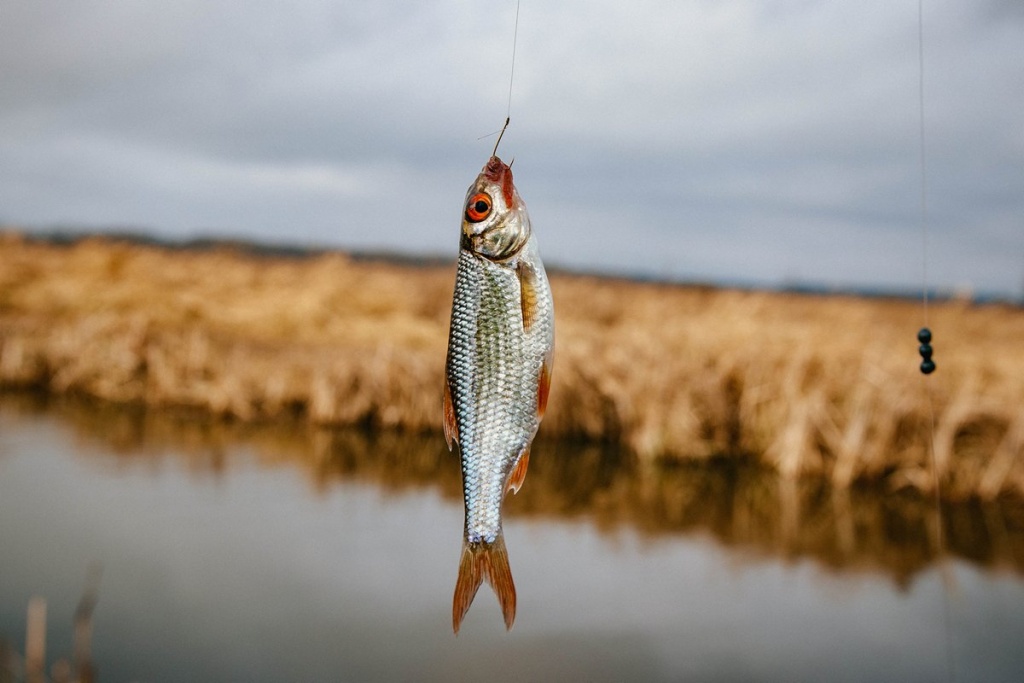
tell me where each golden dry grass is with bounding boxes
[2,231,1023,499]
[6,392,1024,581]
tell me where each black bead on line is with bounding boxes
[918,327,936,374]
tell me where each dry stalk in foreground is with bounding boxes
[1,232,1022,500]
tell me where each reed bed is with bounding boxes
[2,232,1022,499]
[6,392,1024,583]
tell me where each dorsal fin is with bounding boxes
[443,377,458,450]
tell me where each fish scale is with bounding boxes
[449,250,540,542]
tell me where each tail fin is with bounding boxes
[452,534,516,634]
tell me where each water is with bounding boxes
[2,395,1024,682]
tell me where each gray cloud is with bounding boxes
[1,1,1021,296]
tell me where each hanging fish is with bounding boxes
[443,148,555,633]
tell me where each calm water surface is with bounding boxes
[1,395,1023,682]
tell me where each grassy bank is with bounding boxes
[2,232,1022,499]
[5,392,1023,583]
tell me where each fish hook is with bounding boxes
[492,116,510,157]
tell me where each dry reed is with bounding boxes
[2,231,1023,500]
[6,392,1024,583]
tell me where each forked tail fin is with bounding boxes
[452,534,516,634]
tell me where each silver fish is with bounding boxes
[444,155,555,633]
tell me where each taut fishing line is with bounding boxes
[916,2,955,681]
[506,0,520,122]
[477,0,521,149]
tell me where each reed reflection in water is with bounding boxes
[1,393,1024,681]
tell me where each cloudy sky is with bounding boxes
[1,1,1021,296]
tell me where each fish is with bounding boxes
[444,153,555,633]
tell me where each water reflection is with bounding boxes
[4,391,1024,682]
[4,391,1022,586]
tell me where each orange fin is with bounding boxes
[517,259,540,332]
[537,346,553,418]
[452,534,516,634]
[506,446,530,495]
[443,377,458,450]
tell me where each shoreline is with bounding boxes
[5,389,1022,582]
[11,228,1020,305]
[2,231,1023,501]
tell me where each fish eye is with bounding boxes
[465,193,492,223]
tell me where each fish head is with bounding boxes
[461,156,531,261]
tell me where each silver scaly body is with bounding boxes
[448,237,553,543]
[444,155,554,632]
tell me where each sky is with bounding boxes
[1,1,1022,297]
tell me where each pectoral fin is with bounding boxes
[517,259,540,333]
[443,377,458,450]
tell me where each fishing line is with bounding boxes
[477,0,520,149]
[916,2,956,680]
[917,0,930,332]
[506,0,520,121]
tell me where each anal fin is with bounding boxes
[506,446,530,495]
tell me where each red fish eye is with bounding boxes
[465,193,492,223]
